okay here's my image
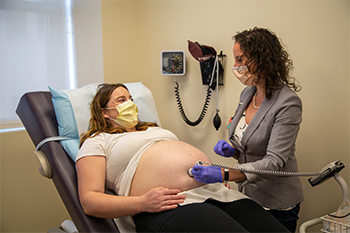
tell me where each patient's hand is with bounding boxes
[140,187,186,213]
[223,182,231,189]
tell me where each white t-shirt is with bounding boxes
[76,127,178,195]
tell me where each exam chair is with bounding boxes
[16,82,161,233]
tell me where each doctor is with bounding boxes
[192,27,303,232]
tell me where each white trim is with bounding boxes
[0,127,25,134]
[0,120,25,133]
[36,136,76,151]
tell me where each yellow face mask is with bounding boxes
[108,100,139,129]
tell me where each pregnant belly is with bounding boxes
[129,140,211,196]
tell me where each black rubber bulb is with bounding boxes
[213,112,221,131]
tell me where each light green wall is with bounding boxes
[1,0,349,232]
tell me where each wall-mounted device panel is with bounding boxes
[161,50,185,76]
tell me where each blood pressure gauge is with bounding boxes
[161,50,185,76]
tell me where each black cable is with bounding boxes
[328,212,350,219]
[174,81,211,126]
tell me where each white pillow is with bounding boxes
[49,82,161,161]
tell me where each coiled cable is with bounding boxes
[206,161,322,177]
[174,80,212,126]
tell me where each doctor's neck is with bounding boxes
[255,84,266,99]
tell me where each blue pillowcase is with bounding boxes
[49,83,98,161]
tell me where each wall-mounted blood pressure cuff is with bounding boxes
[188,40,217,62]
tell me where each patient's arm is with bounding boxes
[76,155,186,218]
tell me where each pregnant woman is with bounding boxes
[76,83,289,233]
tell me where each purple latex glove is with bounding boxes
[191,165,222,184]
[214,140,235,157]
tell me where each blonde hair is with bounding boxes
[80,83,158,147]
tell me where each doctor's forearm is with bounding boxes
[220,168,246,183]
[229,170,247,182]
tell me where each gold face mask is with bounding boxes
[231,66,253,86]
[107,100,139,129]
[231,59,256,86]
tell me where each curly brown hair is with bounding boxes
[80,83,158,147]
[233,27,301,98]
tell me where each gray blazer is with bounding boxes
[228,85,304,209]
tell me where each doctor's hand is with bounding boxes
[214,140,235,158]
[192,165,222,184]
